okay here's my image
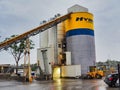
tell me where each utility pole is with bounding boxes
[118,64,120,86]
[24,38,32,82]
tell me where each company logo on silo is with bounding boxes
[76,17,93,23]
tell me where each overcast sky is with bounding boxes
[0,0,120,64]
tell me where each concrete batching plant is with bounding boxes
[37,4,96,77]
[0,4,96,80]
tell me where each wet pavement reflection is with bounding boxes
[0,79,120,90]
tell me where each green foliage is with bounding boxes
[96,59,120,70]
[31,63,38,71]
[3,35,35,65]
[20,63,38,71]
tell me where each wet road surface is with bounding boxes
[0,78,120,90]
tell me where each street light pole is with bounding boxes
[118,64,120,86]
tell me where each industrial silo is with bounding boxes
[38,25,58,75]
[37,21,65,75]
[65,5,96,74]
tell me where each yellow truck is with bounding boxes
[86,66,104,79]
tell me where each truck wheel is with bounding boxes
[96,74,102,79]
[87,75,92,79]
[115,79,119,87]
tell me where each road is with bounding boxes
[0,78,120,90]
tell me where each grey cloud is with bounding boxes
[0,0,120,63]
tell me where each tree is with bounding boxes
[4,35,34,73]
[31,63,38,71]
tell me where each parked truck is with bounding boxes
[85,66,104,79]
